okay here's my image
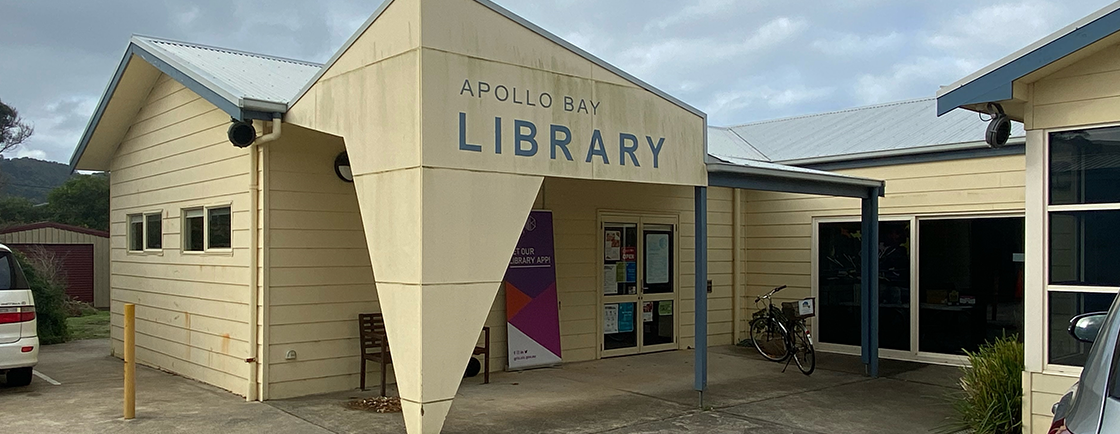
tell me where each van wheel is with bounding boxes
[6,367,33,387]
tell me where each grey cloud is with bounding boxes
[0,0,1114,163]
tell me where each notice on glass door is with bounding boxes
[605,230,621,261]
[646,233,670,284]
[618,303,634,333]
[604,304,619,334]
[603,264,617,295]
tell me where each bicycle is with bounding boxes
[748,285,816,375]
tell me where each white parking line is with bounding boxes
[33,370,61,386]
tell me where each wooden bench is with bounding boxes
[359,313,490,396]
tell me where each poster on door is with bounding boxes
[504,210,562,370]
[646,233,670,285]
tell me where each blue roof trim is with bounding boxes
[69,42,280,172]
[707,171,878,199]
[801,142,1026,172]
[936,8,1120,116]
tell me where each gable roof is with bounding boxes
[708,98,1025,166]
[936,1,1120,116]
[70,35,322,170]
[287,0,704,118]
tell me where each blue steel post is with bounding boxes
[860,187,881,378]
[694,186,708,407]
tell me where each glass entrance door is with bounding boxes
[601,217,677,357]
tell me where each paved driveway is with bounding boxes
[2,339,960,433]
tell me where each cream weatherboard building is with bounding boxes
[938,2,1120,432]
[71,1,886,432]
[70,0,1073,432]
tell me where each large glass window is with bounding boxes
[817,220,910,351]
[918,218,1024,355]
[1048,292,1116,366]
[1049,126,1120,205]
[1049,211,1120,287]
[1046,126,1120,368]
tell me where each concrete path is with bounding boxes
[0,339,328,434]
[2,339,961,433]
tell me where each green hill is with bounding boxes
[0,157,74,203]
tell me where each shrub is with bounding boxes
[13,250,70,344]
[942,335,1024,434]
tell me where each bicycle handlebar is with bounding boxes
[755,285,787,303]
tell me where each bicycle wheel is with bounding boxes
[749,316,790,361]
[791,323,815,375]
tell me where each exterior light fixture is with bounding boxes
[227,119,256,148]
[985,103,1011,148]
[334,152,353,182]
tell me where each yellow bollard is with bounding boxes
[124,303,135,420]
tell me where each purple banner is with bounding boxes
[504,210,562,369]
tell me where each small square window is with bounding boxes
[183,209,205,252]
[128,215,144,252]
[145,213,162,250]
[208,206,232,249]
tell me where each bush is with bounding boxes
[13,250,70,344]
[943,335,1024,434]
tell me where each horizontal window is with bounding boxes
[1050,126,1120,205]
[1049,291,1116,367]
[1050,210,1120,287]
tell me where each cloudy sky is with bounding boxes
[0,0,1113,163]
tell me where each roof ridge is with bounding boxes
[134,34,323,68]
[721,97,936,129]
[726,127,771,161]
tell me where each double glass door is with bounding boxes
[601,216,677,357]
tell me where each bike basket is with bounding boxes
[781,298,815,320]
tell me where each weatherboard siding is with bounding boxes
[108,74,252,395]
[1027,42,1120,131]
[261,126,386,399]
[738,155,1026,341]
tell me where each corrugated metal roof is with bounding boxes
[711,98,1025,163]
[707,126,769,162]
[134,36,322,109]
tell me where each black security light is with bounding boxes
[334,152,354,182]
[228,119,256,148]
[985,103,1011,148]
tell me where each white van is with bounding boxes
[0,243,38,387]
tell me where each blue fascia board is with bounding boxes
[802,143,1026,172]
[936,8,1120,116]
[69,44,136,171]
[707,171,876,199]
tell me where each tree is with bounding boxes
[0,195,48,227]
[0,99,34,155]
[47,174,109,231]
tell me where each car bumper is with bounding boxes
[0,337,39,370]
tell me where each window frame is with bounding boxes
[1043,124,1120,373]
[811,211,1026,366]
[180,204,233,254]
[144,212,163,251]
[127,214,144,252]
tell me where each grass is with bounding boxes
[66,310,111,341]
